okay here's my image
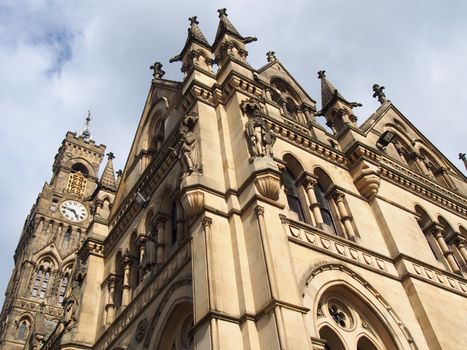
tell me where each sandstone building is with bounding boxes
[1,9,466,350]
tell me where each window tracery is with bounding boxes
[317,293,396,350]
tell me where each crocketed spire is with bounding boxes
[212,8,257,48]
[318,70,349,111]
[99,152,117,191]
[170,16,211,63]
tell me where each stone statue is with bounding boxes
[242,99,276,158]
[176,112,199,175]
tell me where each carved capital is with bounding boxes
[202,217,213,228]
[427,223,445,238]
[153,215,168,229]
[255,206,265,217]
[332,190,346,203]
[301,174,318,190]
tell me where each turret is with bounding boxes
[170,16,213,75]
[211,8,257,68]
[317,70,361,133]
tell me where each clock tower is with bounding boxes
[0,116,117,350]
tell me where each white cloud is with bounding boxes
[1,0,466,303]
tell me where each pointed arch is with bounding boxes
[414,205,444,263]
[282,153,307,223]
[302,263,416,350]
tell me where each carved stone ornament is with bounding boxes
[241,99,276,159]
[254,172,281,200]
[350,159,381,200]
[135,318,148,343]
[175,112,200,176]
[181,189,205,217]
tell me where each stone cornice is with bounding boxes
[78,236,104,261]
[346,142,467,216]
[261,114,348,168]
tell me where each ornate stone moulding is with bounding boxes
[180,189,205,217]
[254,172,281,201]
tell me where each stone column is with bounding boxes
[136,235,146,282]
[105,276,116,324]
[332,191,356,240]
[155,216,167,266]
[413,154,431,177]
[437,167,456,190]
[301,175,323,227]
[431,225,460,273]
[455,235,467,263]
[121,256,131,307]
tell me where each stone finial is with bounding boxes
[150,62,165,79]
[217,8,228,17]
[80,110,92,141]
[107,152,115,160]
[317,70,326,79]
[372,84,387,104]
[188,16,199,25]
[266,51,276,63]
[116,169,123,177]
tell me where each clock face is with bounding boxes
[59,200,88,222]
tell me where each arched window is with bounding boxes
[283,169,306,222]
[357,336,379,350]
[58,275,69,304]
[415,205,443,262]
[314,183,337,234]
[17,319,29,340]
[31,269,43,297]
[71,163,89,176]
[319,326,345,350]
[315,286,398,350]
[40,270,50,299]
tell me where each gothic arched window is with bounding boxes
[31,269,43,297]
[17,319,29,340]
[58,275,69,304]
[314,183,337,234]
[283,169,306,222]
[39,270,50,299]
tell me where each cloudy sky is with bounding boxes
[0,0,466,304]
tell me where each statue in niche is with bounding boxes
[61,258,87,331]
[176,112,199,175]
[242,99,276,159]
